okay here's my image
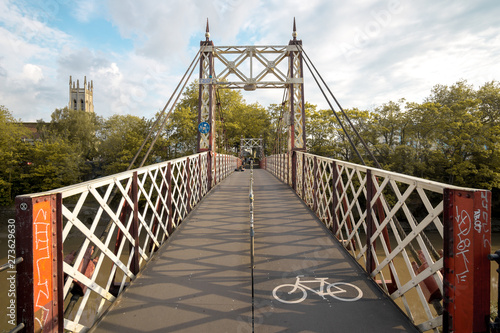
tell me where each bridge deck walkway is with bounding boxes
[90,169,418,332]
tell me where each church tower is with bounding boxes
[69,76,94,113]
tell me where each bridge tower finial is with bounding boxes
[292,17,297,40]
[205,18,210,41]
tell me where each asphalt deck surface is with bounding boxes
[90,169,418,333]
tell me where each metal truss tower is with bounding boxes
[198,21,216,152]
[197,19,306,155]
[240,137,264,159]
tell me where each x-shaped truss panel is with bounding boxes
[207,45,303,89]
[240,137,264,158]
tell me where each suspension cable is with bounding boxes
[126,47,203,170]
[138,46,206,168]
[300,50,366,165]
[299,45,381,168]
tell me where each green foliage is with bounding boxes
[98,114,151,175]
[0,106,31,204]
[14,139,83,194]
[45,108,102,160]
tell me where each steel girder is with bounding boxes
[240,137,264,158]
[197,37,306,154]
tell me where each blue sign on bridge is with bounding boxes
[198,122,210,134]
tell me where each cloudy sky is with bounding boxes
[0,0,499,122]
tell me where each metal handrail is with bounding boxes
[0,257,23,273]
[264,152,491,332]
[15,152,239,333]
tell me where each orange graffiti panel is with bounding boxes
[32,200,53,327]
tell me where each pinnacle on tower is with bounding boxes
[292,17,297,40]
[205,18,210,41]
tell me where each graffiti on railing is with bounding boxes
[33,201,53,330]
[478,192,491,249]
[455,207,472,284]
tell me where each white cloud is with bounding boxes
[0,0,75,119]
[22,64,43,83]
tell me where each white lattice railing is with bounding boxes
[264,152,492,333]
[15,152,238,333]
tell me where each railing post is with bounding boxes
[16,194,63,333]
[207,152,213,191]
[283,154,286,182]
[281,154,283,181]
[166,163,173,234]
[443,189,491,333]
[186,157,192,213]
[313,156,318,213]
[130,172,140,275]
[331,160,338,235]
[278,155,281,180]
[279,155,281,180]
[285,154,287,183]
[291,151,297,191]
[214,152,218,185]
[365,170,376,274]
[198,154,203,199]
[301,153,306,200]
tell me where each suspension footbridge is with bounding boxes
[6,20,494,333]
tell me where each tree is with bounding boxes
[98,115,151,175]
[306,104,338,157]
[14,138,82,194]
[0,106,31,204]
[421,81,499,188]
[224,101,270,149]
[331,108,374,165]
[44,107,102,160]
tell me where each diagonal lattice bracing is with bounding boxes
[264,151,491,332]
[211,45,298,89]
[16,152,238,332]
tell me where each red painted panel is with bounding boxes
[444,189,491,333]
[452,192,474,332]
[32,199,54,333]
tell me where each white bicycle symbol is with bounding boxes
[272,275,363,304]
